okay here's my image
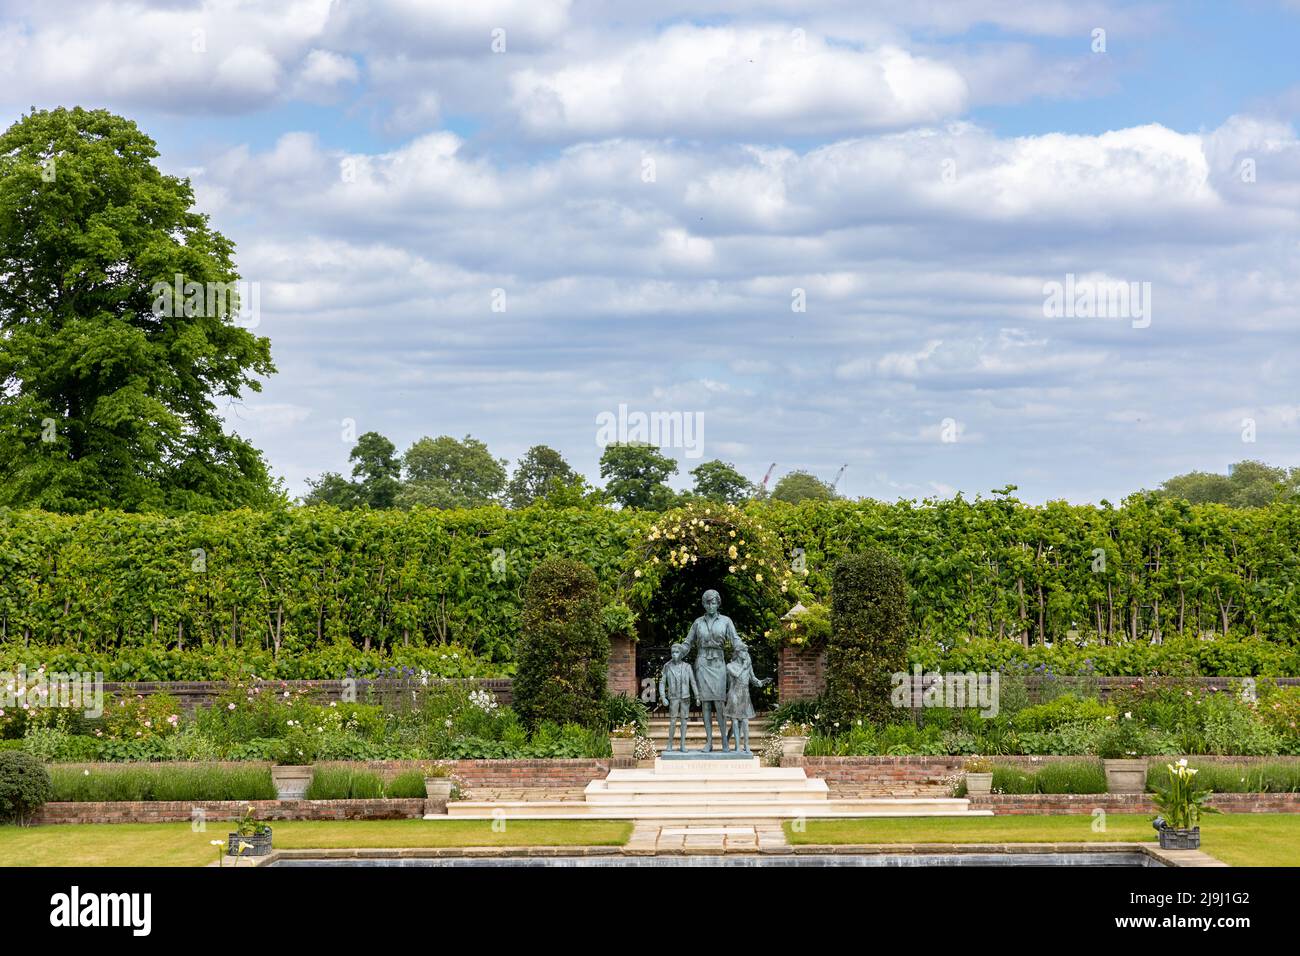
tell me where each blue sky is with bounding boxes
[3,0,1299,503]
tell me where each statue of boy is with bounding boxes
[723,642,771,754]
[658,642,699,752]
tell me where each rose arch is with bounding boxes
[617,502,805,708]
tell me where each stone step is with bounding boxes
[599,769,811,787]
[652,756,763,773]
[444,798,991,820]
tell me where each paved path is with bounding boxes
[626,819,789,855]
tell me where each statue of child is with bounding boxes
[658,642,699,752]
[723,642,770,753]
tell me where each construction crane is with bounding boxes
[829,464,848,492]
[759,463,777,489]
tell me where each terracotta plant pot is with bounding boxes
[964,772,993,796]
[270,765,314,800]
[1103,758,1148,794]
[610,737,636,759]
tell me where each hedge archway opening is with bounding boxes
[620,503,800,708]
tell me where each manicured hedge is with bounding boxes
[4,496,1300,671]
[514,558,608,729]
[824,549,909,726]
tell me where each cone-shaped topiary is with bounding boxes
[823,548,909,727]
[514,557,609,729]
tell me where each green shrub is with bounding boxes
[1033,759,1107,794]
[385,771,427,799]
[0,751,54,824]
[605,693,650,733]
[1010,695,1114,732]
[513,557,608,730]
[823,549,908,727]
[767,698,823,732]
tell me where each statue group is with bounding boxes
[657,589,771,754]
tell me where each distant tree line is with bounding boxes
[301,433,842,512]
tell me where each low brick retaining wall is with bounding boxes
[802,754,1300,797]
[35,798,429,825]
[319,759,623,787]
[54,758,624,789]
[970,793,1300,814]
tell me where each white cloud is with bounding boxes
[510,25,968,137]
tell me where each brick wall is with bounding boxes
[607,634,638,699]
[802,754,1300,793]
[320,759,621,788]
[57,759,622,788]
[35,798,429,825]
[778,644,827,701]
[970,793,1300,814]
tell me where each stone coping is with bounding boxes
[233,840,1224,867]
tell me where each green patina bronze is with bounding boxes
[675,589,771,754]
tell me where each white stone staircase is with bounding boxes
[443,756,990,820]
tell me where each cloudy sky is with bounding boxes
[5,0,1300,503]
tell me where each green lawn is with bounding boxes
[0,819,634,867]
[785,814,1300,867]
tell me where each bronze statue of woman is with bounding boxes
[681,589,742,752]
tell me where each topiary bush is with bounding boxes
[514,557,609,729]
[823,549,909,727]
[0,751,54,825]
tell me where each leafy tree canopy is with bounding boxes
[0,107,279,513]
[507,444,577,508]
[690,459,755,504]
[771,470,838,504]
[1150,460,1300,508]
[599,442,678,511]
[301,430,400,509]
[398,434,506,509]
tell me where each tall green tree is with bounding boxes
[349,431,401,508]
[398,434,506,509]
[0,107,278,513]
[690,459,754,503]
[507,444,577,508]
[599,442,678,511]
[302,431,400,509]
[1152,460,1299,508]
[771,470,838,504]
[301,471,360,508]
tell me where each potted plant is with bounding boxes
[1151,759,1218,850]
[633,734,658,768]
[422,762,463,813]
[963,756,995,796]
[226,804,272,857]
[270,728,316,800]
[777,720,813,761]
[1097,713,1149,794]
[609,722,638,759]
